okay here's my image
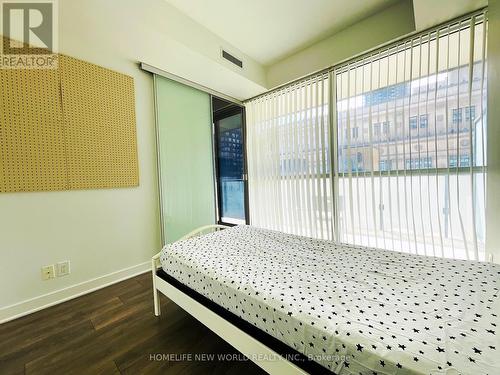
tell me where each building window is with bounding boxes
[405,157,433,170]
[382,121,389,135]
[352,127,359,139]
[420,114,428,128]
[410,115,427,130]
[452,108,463,124]
[409,116,417,129]
[379,159,392,171]
[460,154,470,167]
[357,152,363,163]
[465,106,476,121]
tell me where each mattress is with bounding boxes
[160,225,500,375]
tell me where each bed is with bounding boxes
[151,225,500,375]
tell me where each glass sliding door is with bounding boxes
[213,98,248,225]
[155,76,216,244]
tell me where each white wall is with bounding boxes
[266,0,416,88]
[0,0,266,320]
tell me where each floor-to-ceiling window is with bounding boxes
[246,73,333,239]
[335,12,487,261]
[245,10,487,261]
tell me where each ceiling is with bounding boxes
[165,0,399,66]
[412,0,487,31]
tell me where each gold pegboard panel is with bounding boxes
[0,67,68,192]
[60,55,139,190]
[0,53,138,193]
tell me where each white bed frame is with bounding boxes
[151,225,308,375]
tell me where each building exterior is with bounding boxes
[337,63,486,174]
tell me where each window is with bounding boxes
[334,13,487,261]
[405,157,433,170]
[410,115,428,129]
[352,127,359,139]
[246,73,333,240]
[420,114,428,129]
[452,108,463,124]
[379,159,392,171]
[465,105,476,121]
[409,116,418,129]
[382,121,389,135]
[246,12,487,261]
[453,106,476,124]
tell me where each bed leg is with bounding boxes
[153,288,161,316]
[152,257,161,317]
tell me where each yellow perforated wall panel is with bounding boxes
[0,67,68,192]
[0,54,139,193]
[60,56,138,189]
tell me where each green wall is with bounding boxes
[155,76,215,244]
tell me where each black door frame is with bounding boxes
[212,103,250,226]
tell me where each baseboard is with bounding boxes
[0,261,151,324]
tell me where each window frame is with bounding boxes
[213,104,250,227]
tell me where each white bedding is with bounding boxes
[160,225,500,375]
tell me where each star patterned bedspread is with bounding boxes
[160,225,500,375]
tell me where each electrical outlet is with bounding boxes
[57,261,70,277]
[41,265,55,280]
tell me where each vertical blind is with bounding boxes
[335,11,487,261]
[246,73,333,240]
[245,10,487,261]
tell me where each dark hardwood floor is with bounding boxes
[0,273,266,375]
